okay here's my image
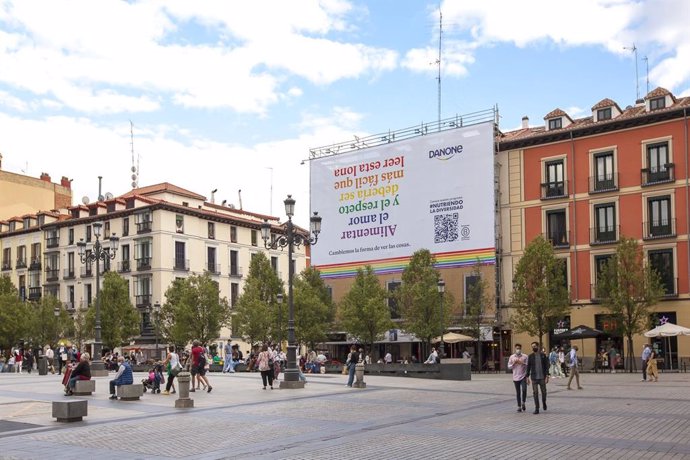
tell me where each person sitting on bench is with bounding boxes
[109,356,133,400]
[66,353,92,395]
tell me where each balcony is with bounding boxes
[80,266,93,278]
[661,278,679,298]
[540,180,568,200]
[174,258,190,271]
[544,230,570,249]
[136,257,151,271]
[63,268,76,280]
[590,225,619,246]
[118,260,131,273]
[228,265,243,278]
[64,301,75,311]
[15,258,27,269]
[29,259,41,271]
[1,261,10,271]
[28,286,42,301]
[136,220,152,234]
[641,163,675,186]
[590,283,602,303]
[135,294,152,307]
[45,269,59,282]
[643,219,676,240]
[589,173,618,194]
[46,236,60,248]
[206,263,221,275]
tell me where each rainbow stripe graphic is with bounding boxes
[315,247,495,279]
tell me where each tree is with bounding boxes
[69,305,90,353]
[338,266,392,357]
[85,271,140,351]
[293,267,334,349]
[511,235,571,348]
[160,272,231,346]
[0,278,29,356]
[232,252,283,346]
[598,237,664,371]
[460,261,493,368]
[397,249,454,356]
[26,295,72,350]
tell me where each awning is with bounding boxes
[433,332,474,343]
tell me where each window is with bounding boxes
[543,160,565,198]
[134,276,152,306]
[647,196,673,238]
[135,239,152,270]
[174,241,186,270]
[17,246,27,267]
[106,202,115,213]
[593,254,612,298]
[557,259,568,290]
[136,212,152,233]
[597,107,612,121]
[23,217,31,228]
[86,225,92,242]
[68,228,74,245]
[176,215,184,233]
[123,218,129,236]
[208,222,215,239]
[594,203,616,243]
[86,283,92,307]
[9,221,15,231]
[251,229,258,246]
[593,151,615,192]
[645,142,671,183]
[104,221,110,237]
[207,247,217,273]
[548,118,562,130]
[230,282,239,307]
[546,209,568,247]
[68,286,75,309]
[119,244,130,272]
[271,256,278,274]
[1,248,10,270]
[230,250,239,276]
[67,252,75,276]
[31,243,41,264]
[387,281,401,319]
[230,226,237,243]
[649,249,675,295]
[464,275,482,316]
[650,97,665,110]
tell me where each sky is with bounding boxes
[1,0,689,227]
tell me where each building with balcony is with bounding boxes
[498,87,690,369]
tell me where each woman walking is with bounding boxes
[257,344,274,390]
[162,345,179,395]
[646,348,659,382]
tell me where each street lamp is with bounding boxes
[261,195,321,389]
[276,293,284,347]
[437,279,446,359]
[77,221,119,375]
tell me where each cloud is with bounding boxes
[0,90,28,111]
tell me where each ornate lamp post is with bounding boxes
[276,293,284,347]
[261,195,321,389]
[437,279,446,359]
[77,221,119,376]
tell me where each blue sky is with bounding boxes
[1,0,688,226]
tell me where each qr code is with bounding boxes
[434,213,459,243]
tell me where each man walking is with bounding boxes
[526,341,549,414]
[508,343,528,412]
[45,345,55,374]
[346,345,359,387]
[222,340,233,373]
[641,344,652,382]
[566,345,583,390]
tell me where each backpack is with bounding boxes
[198,353,207,367]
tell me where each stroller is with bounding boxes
[142,363,164,393]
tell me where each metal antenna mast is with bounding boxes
[129,120,139,189]
[624,43,639,100]
[643,55,650,95]
[437,8,442,131]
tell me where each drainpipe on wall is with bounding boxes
[684,108,689,298]
[569,131,579,302]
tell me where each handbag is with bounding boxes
[171,363,182,376]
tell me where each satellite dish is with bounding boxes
[81,196,90,205]
[131,174,137,180]
[98,195,104,201]
[131,166,137,173]
[105,192,114,200]
[131,181,137,188]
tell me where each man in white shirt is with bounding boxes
[45,345,55,374]
[566,345,583,390]
[384,352,393,364]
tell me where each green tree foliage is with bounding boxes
[397,249,454,355]
[0,277,29,356]
[85,271,140,351]
[232,252,283,345]
[69,305,90,353]
[26,295,72,349]
[460,261,493,366]
[294,267,334,349]
[338,266,392,356]
[511,235,571,347]
[598,237,664,371]
[160,272,231,346]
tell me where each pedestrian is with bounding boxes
[608,346,618,373]
[257,344,274,390]
[162,345,180,395]
[508,343,528,412]
[424,347,438,364]
[549,347,563,378]
[190,341,213,393]
[566,345,583,390]
[526,341,549,414]
[109,356,133,400]
[462,349,471,360]
[45,345,55,374]
[58,344,67,375]
[641,344,652,382]
[346,345,359,387]
[66,353,91,396]
[384,351,393,364]
[558,347,567,377]
[24,349,34,374]
[646,348,659,382]
[14,349,22,373]
[222,340,233,373]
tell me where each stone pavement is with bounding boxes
[1,369,689,459]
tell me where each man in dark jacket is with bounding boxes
[526,341,550,414]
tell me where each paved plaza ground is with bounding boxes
[0,368,689,459]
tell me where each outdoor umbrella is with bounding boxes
[552,325,605,363]
[433,332,474,344]
[643,322,690,370]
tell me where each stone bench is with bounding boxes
[52,400,88,422]
[73,380,95,395]
[116,383,144,400]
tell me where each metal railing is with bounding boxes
[1,261,10,271]
[174,258,190,271]
[45,269,59,282]
[642,219,676,240]
[28,286,42,301]
[15,258,27,269]
[136,257,151,271]
[136,220,152,234]
[29,259,41,271]
[590,225,619,245]
[540,180,568,200]
[46,236,60,248]
[118,260,131,273]
[135,294,151,307]
[80,266,93,278]
[641,163,675,186]
[63,268,76,279]
[589,173,618,193]
[229,265,243,277]
[207,263,221,275]
[544,230,570,249]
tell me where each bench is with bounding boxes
[116,383,144,400]
[52,400,88,422]
[73,380,95,396]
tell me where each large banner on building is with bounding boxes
[310,121,495,278]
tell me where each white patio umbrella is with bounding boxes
[643,322,690,370]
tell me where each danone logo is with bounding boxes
[428,144,463,160]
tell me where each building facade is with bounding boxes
[498,87,690,369]
[0,183,308,357]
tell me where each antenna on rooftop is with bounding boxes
[624,43,639,100]
[129,120,139,189]
[643,55,650,96]
[436,7,442,131]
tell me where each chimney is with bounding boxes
[40,172,51,182]
[521,116,529,129]
[61,176,71,189]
